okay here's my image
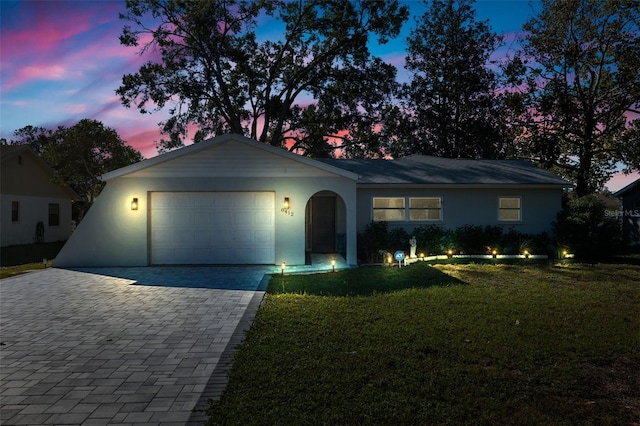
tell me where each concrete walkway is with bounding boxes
[0,266,271,425]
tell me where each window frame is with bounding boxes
[48,203,60,227]
[11,201,19,222]
[372,197,406,222]
[498,196,522,222]
[409,197,443,222]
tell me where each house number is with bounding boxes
[281,208,294,216]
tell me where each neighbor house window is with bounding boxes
[498,197,521,221]
[48,203,60,226]
[11,201,19,222]
[373,197,405,221]
[410,197,442,221]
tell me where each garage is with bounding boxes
[150,192,275,265]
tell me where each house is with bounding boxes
[613,178,640,246]
[54,134,570,267]
[1,145,77,247]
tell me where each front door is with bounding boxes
[311,196,336,252]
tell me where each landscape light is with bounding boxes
[331,259,336,272]
[524,250,530,259]
[281,261,286,275]
[447,249,453,258]
[492,249,498,258]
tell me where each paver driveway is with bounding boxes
[0,266,271,425]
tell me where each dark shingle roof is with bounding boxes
[319,155,571,186]
[612,178,640,198]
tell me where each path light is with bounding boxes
[388,255,392,265]
[281,261,286,275]
[331,259,336,272]
[524,250,530,259]
[447,249,453,258]
[492,249,498,259]
[43,258,47,268]
[420,253,425,261]
[562,250,568,259]
[131,197,138,211]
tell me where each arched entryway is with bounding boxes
[305,191,347,260]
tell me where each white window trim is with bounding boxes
[372,197,406,222]
[372,196,444,222]
[498,196,522,222]
[409,197,443,222]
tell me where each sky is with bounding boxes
[1,0,638,191]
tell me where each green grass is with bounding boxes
[0,261,53,279]
[206,262,640,425]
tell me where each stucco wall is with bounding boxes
[1,194,73,246]
[54,176,357,267]
[355,186,563,235]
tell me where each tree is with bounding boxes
[397,0,508,159]
[9,120,143,218]
[512,0,640,196]
[117,0,408,156]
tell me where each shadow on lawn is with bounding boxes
[268,262,466,297]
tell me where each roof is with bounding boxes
[612,178,640,198]
[320,155,572,186]
[101,133,359,181]
[0,144,30,162]
[0,145,80,200]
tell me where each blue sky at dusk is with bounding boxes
[1,0,637,190]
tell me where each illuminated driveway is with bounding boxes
[0,266,271,425]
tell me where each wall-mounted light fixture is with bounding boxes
[131,197,139,211]
[283,197,290,210]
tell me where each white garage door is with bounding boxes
[150,192,275,264]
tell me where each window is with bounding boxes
[410,197,442,221]
[11,201,19,222]
[498,197,521,221]
[48,203,60,226]
[373,197,405,221]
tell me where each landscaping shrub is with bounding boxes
[357,221,389,263]
[359,223,552,261]
[412,225,454,255]
[553,194,623,260]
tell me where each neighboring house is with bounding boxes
[54,134,571,267]
[613,178,640,246]
[1,145,77,247]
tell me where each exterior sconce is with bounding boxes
[131,197,139,211]
[331,259,336,272]
[283,197,290,210]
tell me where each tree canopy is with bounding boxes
[7,120,143,218]
[511,0,640,196]
[396,0,508,159]
[117,0,408,157]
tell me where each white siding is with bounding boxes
[127,141,338,179]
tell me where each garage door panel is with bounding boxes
[151,192,274,264]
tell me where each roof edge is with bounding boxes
[101,134,358,181]
[612,178,640,198]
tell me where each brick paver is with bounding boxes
[0,267,272,425]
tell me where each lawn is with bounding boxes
[206,261,640,425]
